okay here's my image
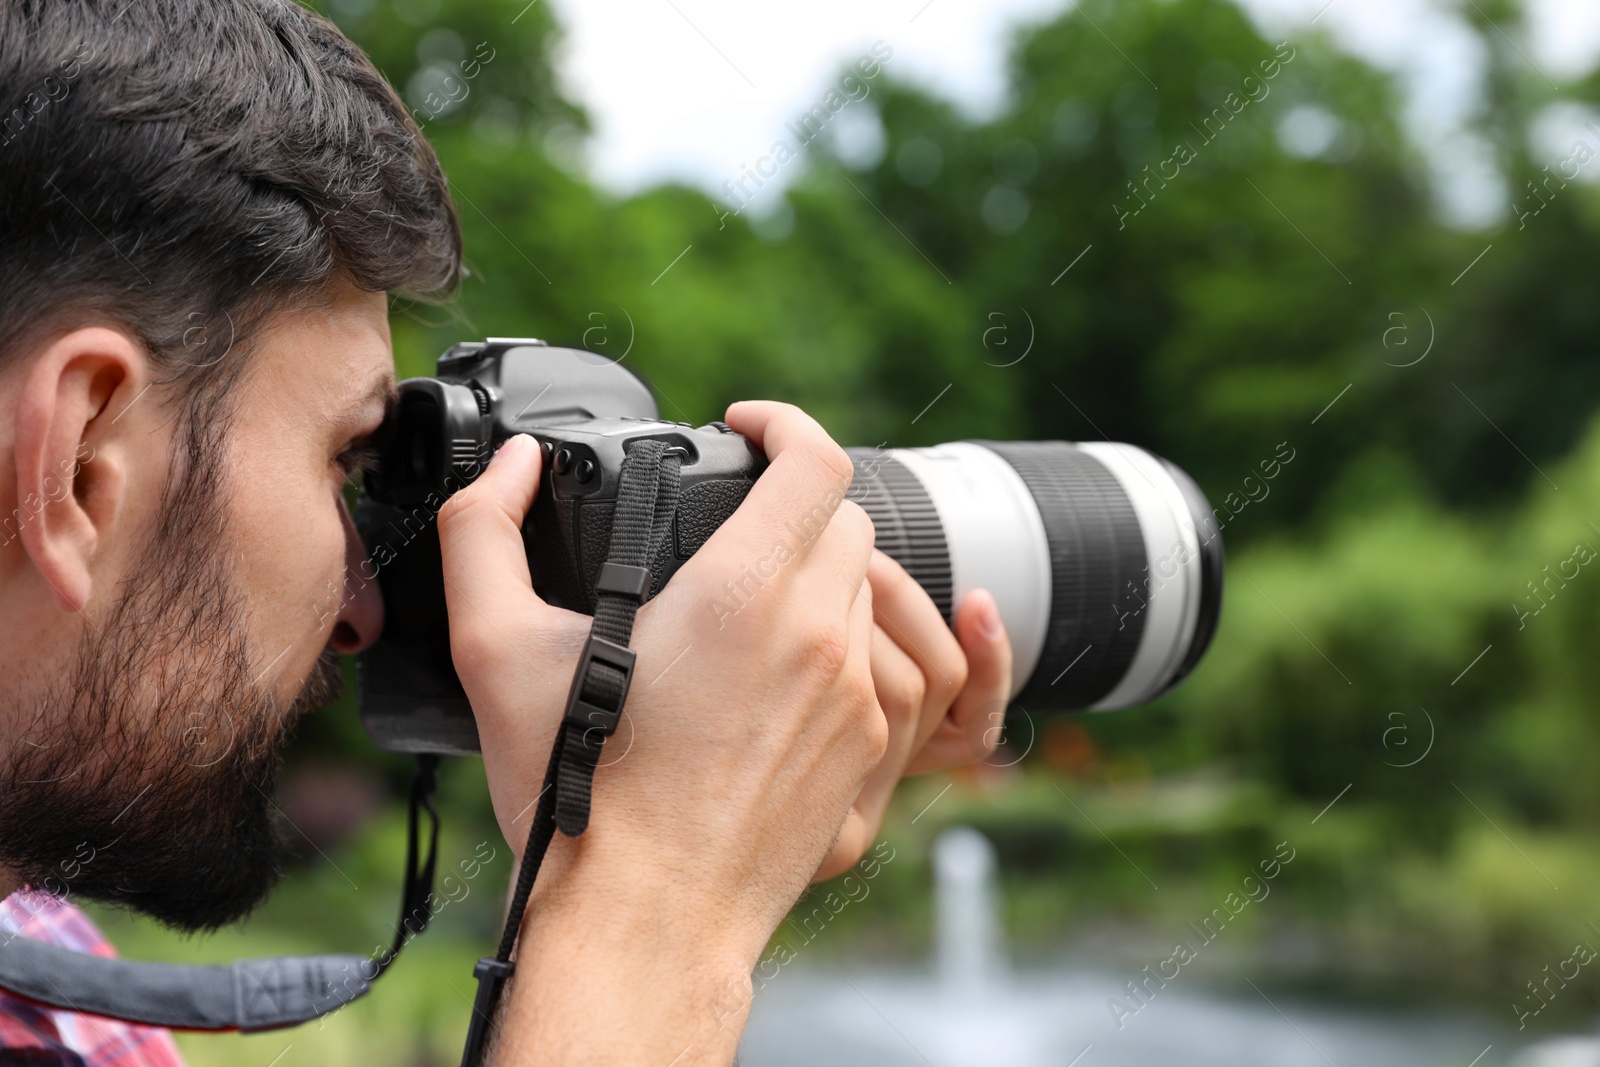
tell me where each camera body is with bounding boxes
[358,338,765,754]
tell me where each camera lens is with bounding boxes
[845,442,1222,712]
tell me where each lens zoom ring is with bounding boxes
[975,442,1148,708]
[845,451,954,623]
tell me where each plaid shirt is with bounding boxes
[0,892,186,1066]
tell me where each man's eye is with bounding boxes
[336,442,381,480]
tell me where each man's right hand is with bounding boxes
[438,400,885,1063]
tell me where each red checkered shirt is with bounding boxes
[0,892,186,1066]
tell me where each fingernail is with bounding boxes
[492,434,531,463]
[978,591,1003,638]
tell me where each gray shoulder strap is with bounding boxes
[0,936,373,1031]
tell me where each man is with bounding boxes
[0,1,1013,1064]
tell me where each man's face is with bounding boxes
[0,281,392,930]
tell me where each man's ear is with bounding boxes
[13,327,147,612]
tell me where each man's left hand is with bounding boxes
[813,549,1013,880]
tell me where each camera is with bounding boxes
[356,338,1224,755]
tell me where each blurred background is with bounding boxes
[92,0,1600,1062]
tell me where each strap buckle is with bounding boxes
[561,632,637,738]
[595,561,651,601]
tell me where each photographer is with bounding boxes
[0,2,1013,1064]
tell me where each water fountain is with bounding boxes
[924,827,1050,1066]
[934,826,1005,998]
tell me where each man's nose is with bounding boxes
[329,502,384,654]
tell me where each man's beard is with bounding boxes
[0,405,342,932]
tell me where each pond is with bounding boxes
[738,828,1571,1067]
[741,966,1512,1067]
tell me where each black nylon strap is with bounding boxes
[376,754,441,975]
[553,441,680,836]
[459,440,681,1067]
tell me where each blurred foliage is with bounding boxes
[113,0,1600,1061]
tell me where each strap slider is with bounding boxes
[461,957,515,1064]
[472,957,513,983]
[595,561,651,600]
[562,633,637,737]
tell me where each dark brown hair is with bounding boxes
[0,0,462,388]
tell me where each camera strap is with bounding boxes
[0,754,441,1031]
[459,439,682,1067]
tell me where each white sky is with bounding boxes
[540,0,1600,227]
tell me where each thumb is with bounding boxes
[437,435,553,644]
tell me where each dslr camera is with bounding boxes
[356,338,1223,754]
